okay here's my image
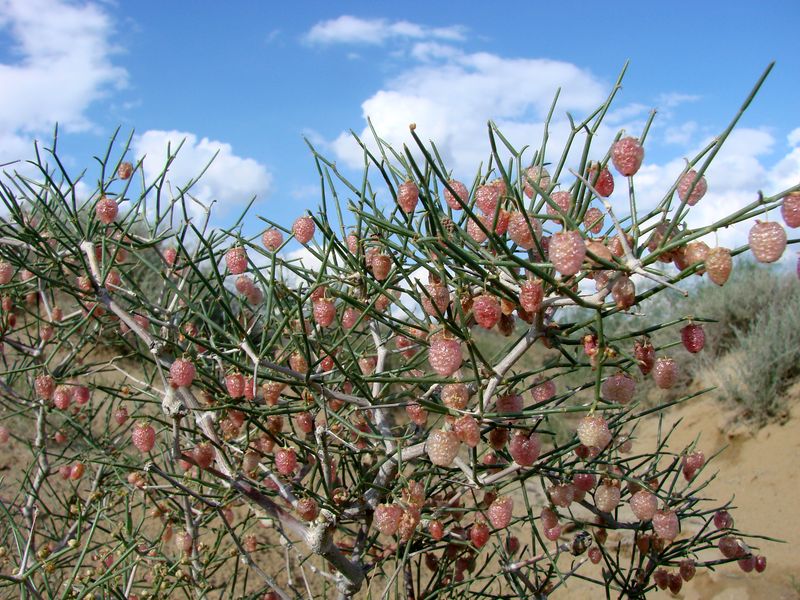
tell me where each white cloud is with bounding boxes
[132,130,273,218]
[303,15,465,46]
[0,0,126,161]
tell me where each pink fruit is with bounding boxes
[441,382,469,411]
[426,429,459,467]
[261,228,283,251]
[652,357,679,389]
[496,393,523,416]
[748,220,786,263]
[467,214,490,243]
[595,484,621,512]
[397,180,419,213]
[634,339,655,375]
[444,179,469,210]
[170,359,196,387]
[572,473,597,492]
[781,191,800,228]
[192,443,215,469]
[312,298,335,328]
[296,498,319,522]
[163,247,178,266]
[549,483,575,508]
[487,496,513,529]
[0,425,9,443]
[611,137,644,177]
[519,279,543,313]
[70,462,85,480]
[679,558,696,582]
[583,207,605,234]
[453,415,480,447]
[755,555,767,573]
[470,521,490,548]
[225,372,245,399]
[738,555,756,573]
[114,407,128,425]
[375,503,402,536]
[405,401,428,427]
[95,196,119,224]
[472,294,501,329]
[53,386,71,410]
[428,520,445,541]
[668,573,683,595]
[589,164,615,197]
[588,546,602,564]
[0,262,13,284]
[714,510,733,529]
[421,282,450,316]
[549,230,586,276]
[576,415,611,450]
[523,165,551,197]
[342,306,362,329]
[507,212,542,249]
[508,431,541,466]
[225,246,248,275]
[677,169,708,206]
[654,568,669,590]
[611,275,636,309]
[601,373,636,404]
[630,490,658,521]
[34,374,55,399]
[132,423,156,453]
[682,450,705,480]
[475,183,501,215]
[428,337,462,376]
[706,247,733,285]
[718,536,745,558]
[531,377,556,403]
[371,253,391,281]
[547,191,572,217]
[681,324,705,353]
[652,509,679,541]
[540,507,559,530]
[117,161,133,180]
[292,216,316,244]
[275,447,298,475]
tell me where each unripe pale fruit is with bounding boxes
[595,484,621,512]
[652,509,679,541]
[132,423,155,453]
[550,230,586,276]
[292,216,315,244]
[652,357,679,389]
[170,359,196,387]
[441,382,469,411]
[630,490,658,521]
[397,180,419,213]
[601,373,636,404]
[748,220,787,263]
[611,137,644,177]
[549,483,575,508]
[261,228,283,251]
[444,180,468,210]
[576,415,611,450]
[426,429,459,467]
[706,247,733,285]
[487,496,513,529]
[428,337,462,376]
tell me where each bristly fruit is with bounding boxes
[275,447,298,475]
[713,510,733,529]
[225,372,245,399]
[375,504,402,536]
[0,261,13,284]
[507,211,542,249]
[531,377,556,403]
[397,180,420,213]
[95,196,119,225]
[261,228,283,251]
[35,374,55,400]
[601,372,636,404]
[576,415,612,450]
[453,415,480,447]
[470,520,490,548]
[428,337,462,376]
[292,215,316,244]
[629,490,658,521]
[441,382,469,411]
[583,206,605,234]
[426,429,459,467]
[475,182,501,214]
[421,282,450,316]
[652,357,679,389]
[595,483,621,512]
[611,137,644,177]
[487,496,513,529]
[611,275,636,309]
[781,191,800,228]
[132,423,156,453]
[524,165,551,198]
[170,359,196,387]
[549,230,586,276]
[680,324,705,353]
[677,169,708,205]
[652,509,679,541]
[748,220,787,263]
[519,278,543,313]
[679,558,696,582]
[547,191,572,217]
[296,498,320,522]
[682,450,706,480]
[589,163,614,197]
[508,430,541,466]
[705,247,733,285]
[472,294,501,329]
[313,298,336,328]
[444,180,469,210]
[225,246,248,275]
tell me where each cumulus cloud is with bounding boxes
[133,130,273,218]
[0,0,126,161]
[304,15,465,46]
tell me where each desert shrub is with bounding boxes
[0,65,795,600]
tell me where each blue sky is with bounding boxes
[0,0,798,252]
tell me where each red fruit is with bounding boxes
[398,508,420,541]
[634,338,655,375]
[426,429,459,467]
[576,415,611,450]
[275,447,298,475]
[677,169,708,205]
[371,253,391,281]
[170,359,196,387]
[428,519,445,541]
[682,450,705,480]
[583,207,605,234]
[588,546,602,564]
[601,373,636,404]
[292,216,316,244]
[508,431,541,466]
[540,507,559,531]
[489,209,510,235]
[374,503,402,536]
[652,357,679,389]
[611,275,636,309]
[594,484,620,512]
[70,462,85,480]
[421,282,450,316]
[406,401,429,427]
[34,374,55,400]
[0,262,13,284]
[714,510,733,529]
[117,161,133,180]
[132,423,156,453]
[341,306,361,329]
[70,385,89,406]
[289,352,309,374]
[706,247,732,285]
[519,279,543,313]
[487,496,514,529]
[781,191,800,228]
[748,220,787,263]
[507,211,541,249]
[225,246,248,275]
[470,521,490,548]
[738,555,756,573]
[654,568,669,590]
[652,509,679,541]
[475,183,500,215]
[755,555,767,573]
[531,377,556,403]
[453,415,480,447]
[296,498,319,522]
[496,393,523,416]
[523,165,551,197]
[95,196,119,224]
[441,382,469,411]
[718,536,745,558]
[668,573,683,595]
[629,490,658,521]
[681,324,705,353]
[488,427,509,450]
[114,407,128,425]
[679,558,696,582]
[428,337,462,376]
[589,164,615,198]
[397,180,419,213]
[506,535,520,554]
[192,443,215,468]
[225,372,245,399]
[611,137,644,177]
[261,228,283,251]
[549,230,586,276]
[444,180,468,210]
[572,473,597,492]
[294,411,313,434]
[0,426,9,444]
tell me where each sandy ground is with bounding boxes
[555,389,800,599]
